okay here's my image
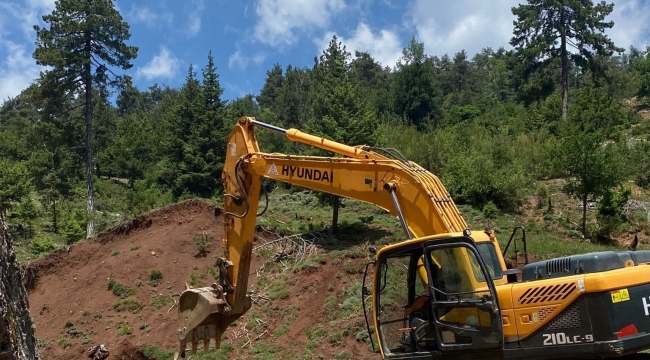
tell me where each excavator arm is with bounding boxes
[174,117,507,358]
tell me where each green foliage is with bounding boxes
[58,337,71,349]
[393,36,442,129]
[268,281,290,300]
[150,294,172,309]
[0,159,32,214]
[141,346,175,360]
[193,232,213,257]
[482,202,500,220]
[150,269,163,281]
[510,0,623,118]
[29,236,57,256]
[117,322,132,336]
[62,208,87,244]
[594,186,631,240]
[635,47,650,102]
[113,299,143,313]
[629,141,650,189]
[107,279,136,299]
[553,119,627,237]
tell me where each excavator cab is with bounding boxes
[366,234,504,359]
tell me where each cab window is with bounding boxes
[476,243,504,280]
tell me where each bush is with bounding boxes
[29,236,57,256]
[482,202,500,220]
[62,209,87,245]
[594,186,631,240]
[193,232,213,257]
[107,279,136,299]
[150,269,163,281]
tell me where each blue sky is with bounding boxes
[1,0,650,105]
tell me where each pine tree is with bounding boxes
[33,0,138,238]
[510,0,623,119]
[306,36,378,233]
[256,63,284,112]
[393,36,441,129]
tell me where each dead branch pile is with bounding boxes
[252,229,330,263]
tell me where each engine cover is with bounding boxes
[521,250,650,281]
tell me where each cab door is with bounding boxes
[422,236,504,353]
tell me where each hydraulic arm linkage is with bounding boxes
[174,117,506,358]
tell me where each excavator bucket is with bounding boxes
[174,284,252,359]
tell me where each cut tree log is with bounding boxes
[0,209,41,360]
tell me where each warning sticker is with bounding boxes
[268,163,278,175]
[611,288,630,303]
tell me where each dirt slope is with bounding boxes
[25,199,260,359]
[25,199,376,360]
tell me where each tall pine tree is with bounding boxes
[33,0,138,238]
[306,36,378,232]
[510,0,622,119]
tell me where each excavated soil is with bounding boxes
[24,199,273,359]
[25,199,376,360]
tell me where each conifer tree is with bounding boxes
[33,0,138,238]
[307,36,378,232]
[510,0,623,120]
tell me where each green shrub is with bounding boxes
[29,236,57,256]
[193,232,213,257]
[482,202,500,220]
[107,279,135,298]
[594,186,631,240]
[150,269,163,281]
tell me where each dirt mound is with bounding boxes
[25,199,271,359]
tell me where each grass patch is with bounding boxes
[274,323,288,337]
[292,254,326,273]
[141,346,174,360]
[117,322,132,336]
[150,269,163,281]
[150,294,172,309]
[268,281,290,300]
[113,299,144,313]
[107,279,136,299]
[58,337,71,349]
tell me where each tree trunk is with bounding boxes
[52,200,57,234]
[332,196,340,234]
[0,208,42,360]
[84,37,95,239]
[582,194,588,239]
[560,7,569,120]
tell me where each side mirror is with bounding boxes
[369,246,377,254]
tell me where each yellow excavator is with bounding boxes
[175,116,650,359]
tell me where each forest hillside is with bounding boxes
[1,0,650,358]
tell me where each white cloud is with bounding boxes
[229,50,266,70]
[0,41,43,103]
[406,0,650,58]
[128,5,173,28]
[135,46,180,80]
[406,0,518,57]
[187,0,205,37]
[26,0,55,11]
[606,0,650,50]
[316,22,402,68]
[253,0,346,48]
